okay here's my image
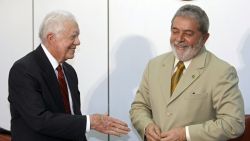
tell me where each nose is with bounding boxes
[74,37,80,45]
[176,33,184,42]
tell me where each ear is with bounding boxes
[202,33,210,43]
[46,32,56,43]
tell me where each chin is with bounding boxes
[67,52,75,57]
[69,55,74,59]
[66,55,74,60]
[175,52,193,61]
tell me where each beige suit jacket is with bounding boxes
[130,49,245,141]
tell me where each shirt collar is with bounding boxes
[41,44,60,70]
[174,58,191,69]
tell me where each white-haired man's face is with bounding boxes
[49,21,80,63]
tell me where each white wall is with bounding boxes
[0,0,33,131]
[1,0,249,141]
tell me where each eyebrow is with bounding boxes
[73,31,80,35]
[171,27,194,33]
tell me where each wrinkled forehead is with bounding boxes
[62,21,80,33]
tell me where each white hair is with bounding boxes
[39,10,77,43]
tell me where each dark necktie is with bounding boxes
[57,65,71,114]
[171,61,185,94]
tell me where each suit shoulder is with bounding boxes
[11,50,37,69]
[207,51,234,70]
[149,52,172,63]
[206,51,238,78]
[9,50,39,81]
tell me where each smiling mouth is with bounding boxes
[175,44,187,49]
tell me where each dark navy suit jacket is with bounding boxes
[8,45,87,141]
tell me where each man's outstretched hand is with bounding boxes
[90,113,130,136]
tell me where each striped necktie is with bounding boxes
[171,61,185,94]
[57,65,71,114]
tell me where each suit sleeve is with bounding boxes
[188,66,245,141]
[8,62,87,140]
[130,62,154,140]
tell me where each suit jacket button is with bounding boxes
[166,112,172,116]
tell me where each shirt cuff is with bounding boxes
[185,126,191,141]
[86,115,90,132]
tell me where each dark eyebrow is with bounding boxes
[171,27,179,31]
[183,29,194,33]
[171,27,194,33]
[171,27,178,30]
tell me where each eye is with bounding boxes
[171,29,179,34]
[184,31,194,37]
[70,35,78,40]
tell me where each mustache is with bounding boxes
[173,42,189,48]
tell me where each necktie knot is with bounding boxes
[176,61,185,71]
[57,64,62,71]
[171,61,185,94]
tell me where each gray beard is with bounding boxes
[171,38,204,61]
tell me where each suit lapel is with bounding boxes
[34,45,65,112]
[167,49,208,105]
[159,53,175,103]
[63,64,80,115]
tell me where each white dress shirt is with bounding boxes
[173,58,191,141]
[41,44,90,132]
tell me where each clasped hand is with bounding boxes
[145,123,186,141]
[90,113,130,136]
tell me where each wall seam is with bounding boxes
[107,0,110,140]
[32,0,34,50]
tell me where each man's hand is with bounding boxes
[90,113,130,136]
[160,127,186,141]
[145,123,161,141]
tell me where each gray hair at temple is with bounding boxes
[39,10,78,43]
[171,4,209,34]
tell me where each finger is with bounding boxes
[115,120,128,126]
[104,129,121,137]
[146,134,156,141]
[154,126,161,137]
[108,117,128,126]
[160,131,169,138]
[161,136,173,141]
[101,115,123,127]
[160,135,169,141]
[114,125,130,134]
[148,129,160,140]
[109,125,130,135]
[105,127,130,137]
[102,116,130,133]
[110,121,130,130]
[161,132,177,141]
